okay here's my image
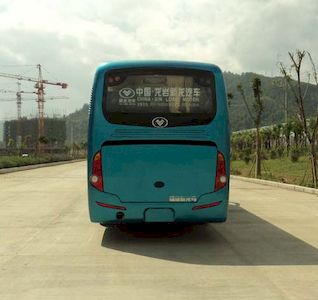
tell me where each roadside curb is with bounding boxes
[0,159,85,174]
[231,175,318,195]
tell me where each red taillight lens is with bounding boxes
[192,201,222,210]
[215,151,227,192]
[91,151,103,191]
[96,201,126,211]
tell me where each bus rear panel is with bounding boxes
[88,61,230,224]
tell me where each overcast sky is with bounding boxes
[0,0,317,120]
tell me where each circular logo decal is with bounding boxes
[119,88,135,99]
[152,117,168,128]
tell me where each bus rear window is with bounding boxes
[103,68,216,127]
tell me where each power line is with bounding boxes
[0,64,36,67]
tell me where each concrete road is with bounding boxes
[0,161,317,300]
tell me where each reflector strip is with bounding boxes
[192,201,222,210]
[96,201,126,211]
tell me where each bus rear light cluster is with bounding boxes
[192,201,222,210]
[90,151,103,191]
[96,201,126,211]
[215,151,227,191]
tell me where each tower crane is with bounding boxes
[0,82,36,120]
[0,64,68,152]
[0,83,37,147]
[0,96,69,102]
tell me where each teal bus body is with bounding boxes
[88,60,230,224]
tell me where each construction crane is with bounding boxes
[0,84,68,119]
[0,82,36,120]
[0,64,68,152]
[0,96,69,102]
[0,83,37,147]
[0,87,68,149]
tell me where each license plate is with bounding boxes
[169,196,197,202]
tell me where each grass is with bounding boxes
[231,155,315,187]
[2,153,315,187]
[0,154,73,169]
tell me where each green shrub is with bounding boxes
[238,148,251,161]
[243,154,251,165]
[231,152,238,161]
[270,150,277,159]
[277,147,285,158]
[238,151,244,161]
[231,169,242,175]
[290,148,301,162]
[260,151,268,160]
[0,154,73,169]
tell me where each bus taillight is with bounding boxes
[90,151,103,191]
[215,151,227,191]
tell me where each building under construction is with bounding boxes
[3,117,66,153]
[0,64,68,153]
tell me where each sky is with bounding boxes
[0,0,317,121]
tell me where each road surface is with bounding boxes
[0,161,317,299]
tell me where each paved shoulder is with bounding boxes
[0,163,317,299]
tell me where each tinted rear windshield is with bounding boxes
[103,68,216,127]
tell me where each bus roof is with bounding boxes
[96,60,222,74]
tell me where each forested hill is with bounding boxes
[65,72,318,143]
[65,104,89,144]
[224,72,318,131]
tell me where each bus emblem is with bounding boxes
[152,117,168,128]
[119,88,135,99]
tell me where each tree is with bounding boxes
[282,121,293,155]
[72,143,80,157]
[279,50,318,187]
[227,93,234,108]
[7,138,15,150]
[291,118,304,148]
[261,128,272,150]
[272,124,282,149]
[23,135,32,149]
[237,77,264,178]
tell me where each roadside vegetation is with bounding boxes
[236,77,264,177]
[230,50,318,188]
[231,155,314,188]
[0,142,87,169]
[231,116,318,187]
[0,154,72,169]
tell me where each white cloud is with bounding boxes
[0,0,317,119]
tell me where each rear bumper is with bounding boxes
[88,186,229,224]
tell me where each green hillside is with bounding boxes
[224,72,318,131]
[65,104,89,144]
[65,72,318,142]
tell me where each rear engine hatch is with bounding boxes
[101,143,217,203]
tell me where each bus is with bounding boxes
[88,60,230,225]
